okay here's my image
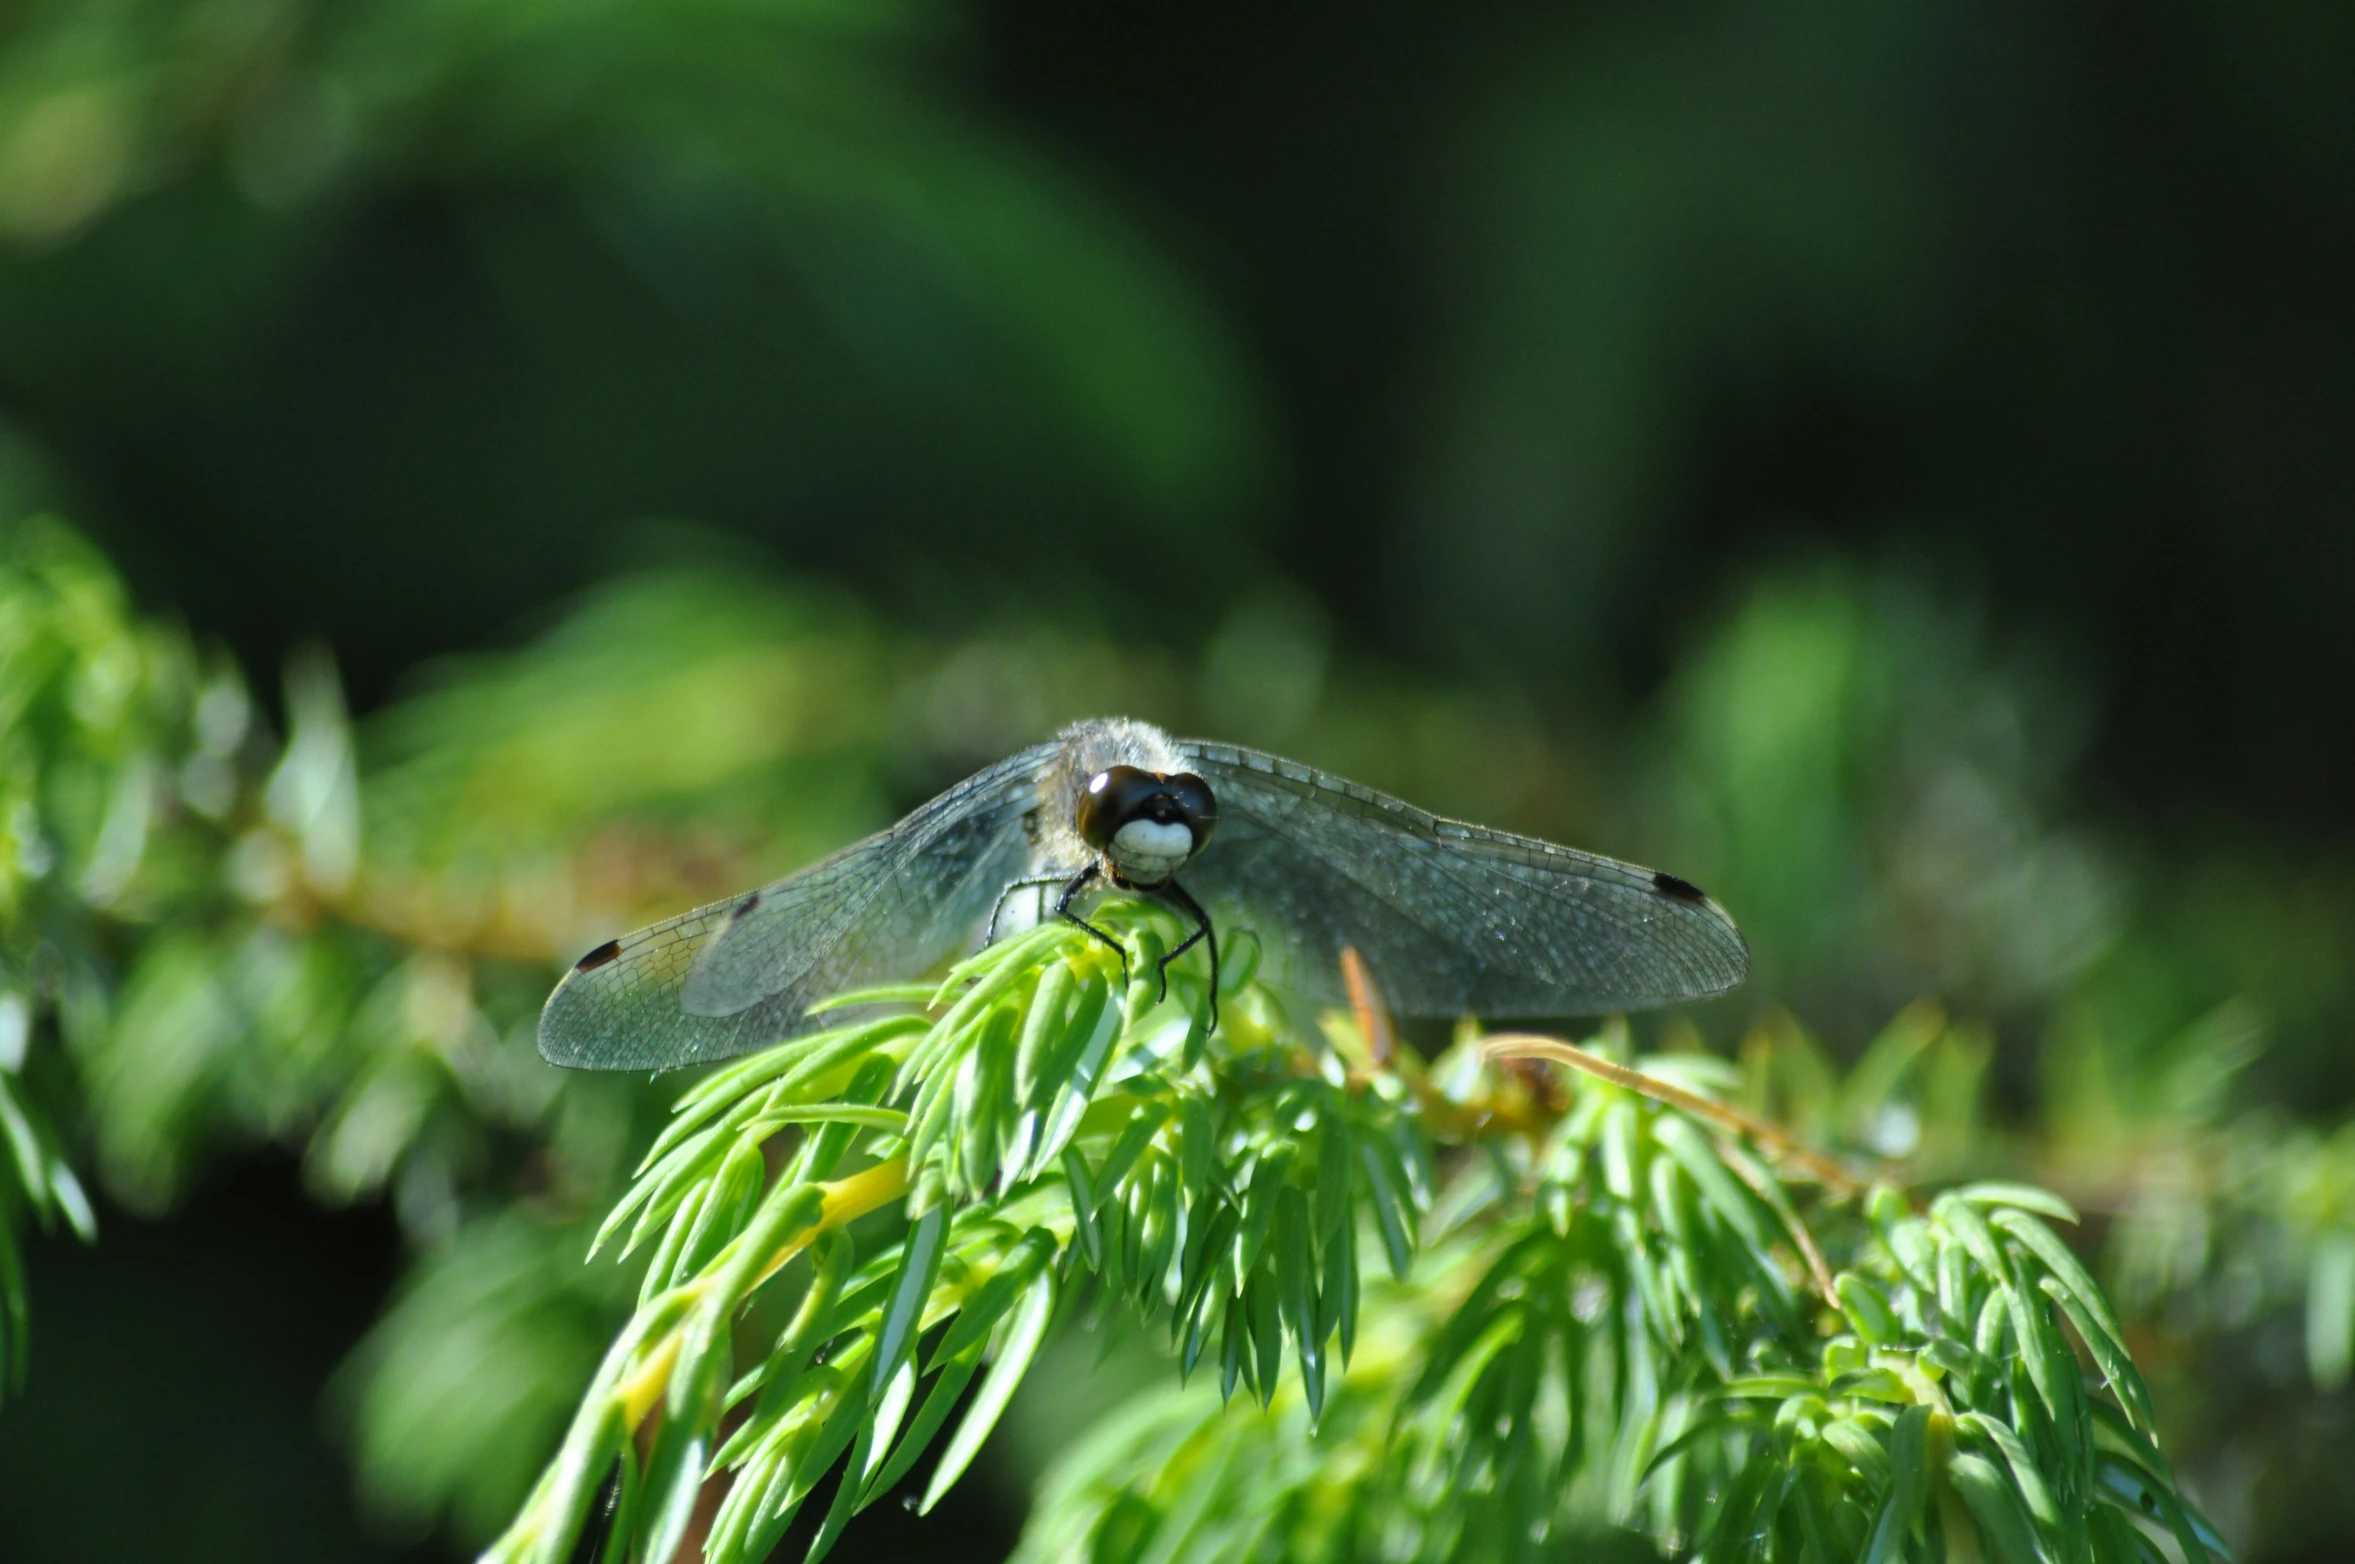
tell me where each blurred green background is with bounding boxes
[0,1,2348,1559]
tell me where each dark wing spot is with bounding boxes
[1652,871,1707,903]
[727,891,762,925]
[574,939,623,972]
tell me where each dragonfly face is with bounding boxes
[1074,765,1218,888]
[537,715,1750,1072]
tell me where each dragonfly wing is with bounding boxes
[538,743,1058,1070]
[1176,740,1748,1017]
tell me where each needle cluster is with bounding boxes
[488,905,2216,1564]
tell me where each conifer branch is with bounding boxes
[489,907,2216,1564]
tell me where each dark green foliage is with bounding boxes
[0,0,2344,1551]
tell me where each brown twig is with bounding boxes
[1483,1034,1862,1196]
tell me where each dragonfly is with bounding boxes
[538,716,1748,1071]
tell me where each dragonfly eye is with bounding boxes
[1163,771,1218,850]
[1077,766,1164,851]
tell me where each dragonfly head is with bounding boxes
[1077,765,1218,887]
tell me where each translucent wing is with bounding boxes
[538,743,1058,1070]
[1176,741,1748,1016]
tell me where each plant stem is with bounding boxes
[1483,1034,1861,1195]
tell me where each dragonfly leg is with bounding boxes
[986,873,1067,945]
[1053,864,1129,985]
[571,1461,624,1564]
[1151,878,1220,1033]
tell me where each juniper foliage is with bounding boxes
[490,905,2216,1564]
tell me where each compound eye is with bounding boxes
[1075,765,1161,850]
[1163,772,1218,850]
